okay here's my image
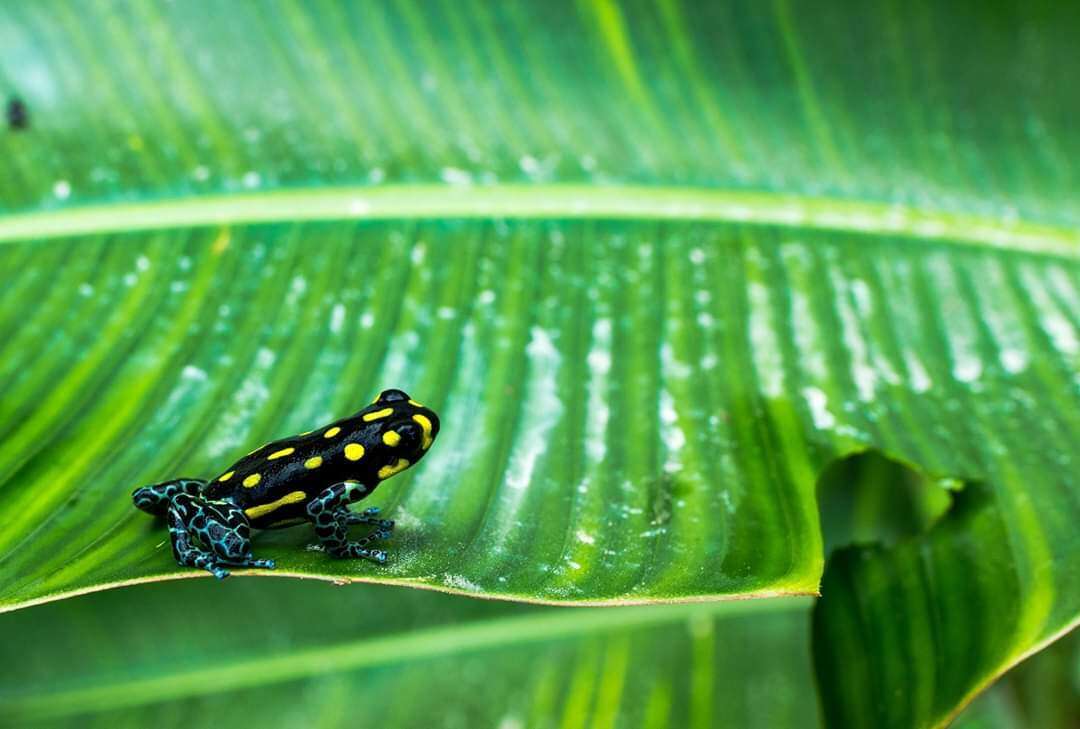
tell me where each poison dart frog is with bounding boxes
[133,389,439,579]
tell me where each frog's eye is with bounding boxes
[376,388,410,404]
[391,421,419,442]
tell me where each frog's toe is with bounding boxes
[250,558,276,569]
[361,507,381,517]
[374,528,393,540]
[368,549,388,564]
[211,566,231,580]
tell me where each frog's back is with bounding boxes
[203,392,439,528]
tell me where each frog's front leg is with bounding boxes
[168,493,275,579]
[307,482,391,563]
[335,505,395,533]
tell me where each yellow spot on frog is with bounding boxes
[243,473,262,488]
[363,407,393,422]
[304,456,323,469]
[382,430,401,447]
[299,430,313,436]
[244,490,307,520]
[219,471,234,482]
[324,426,341,438]
[344,443,365,461]
[412,414,434,449]
[408,399,423,407]
[268,447,295,460]
[378,458,410,479]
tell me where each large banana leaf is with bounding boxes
[1,1,1078,726]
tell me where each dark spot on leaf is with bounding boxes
[6,96,28,131]
[648,472,686,527]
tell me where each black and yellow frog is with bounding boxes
[133,389,439,579]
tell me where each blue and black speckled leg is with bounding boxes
[167,493,276,579]
[335,505,395,533]
[167,502,230,579]
[307,482,391,563]
[133,478,206,516]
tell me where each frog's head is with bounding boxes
[370,389,441,466]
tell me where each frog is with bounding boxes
[132,389,439,579]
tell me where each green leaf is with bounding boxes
[0,579,817,727]
[1,219,826,606]
[953,628,1080,729]
[1,1,1078,726]
[2,578,1074,727]
[813,483,1072,727]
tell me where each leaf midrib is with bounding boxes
[0,595,811,720]
[1,185,1076,258]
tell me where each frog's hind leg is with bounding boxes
[200,500,276,571]
[167,494,275,580]
[132,478,205,517]
[167,494,230,579]
[307,482,391,563]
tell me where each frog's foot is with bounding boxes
[336,545,388,563]
[175,547,230,580]
[308,482,391,564]
[316,519,393,562]
[337,507,395,532]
